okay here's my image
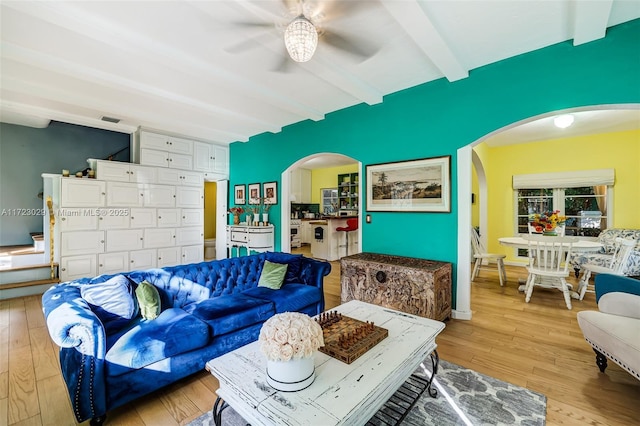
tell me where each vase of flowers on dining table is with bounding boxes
[529,210,567,236]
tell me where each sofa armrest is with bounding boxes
[42,284,107,422]
[595,274,640,301]
[597,292,640,320]
[300,257,332,289]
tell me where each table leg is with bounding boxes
[212,396,229,426]
[425,349,439,398]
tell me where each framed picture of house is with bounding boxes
[263,181,277,205]
[248,183,261,204]
[234,184,246,205]
[366,156,451,213]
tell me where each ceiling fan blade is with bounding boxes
[316,0,372,22]
[271,50,294,73]
[321,30,379,59]
[280,0,302,15]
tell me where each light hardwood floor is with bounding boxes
[1,250,639,425]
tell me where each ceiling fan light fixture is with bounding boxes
[284,16,318,63]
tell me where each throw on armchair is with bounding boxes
[569,228,640,277]
[577,274,640,381]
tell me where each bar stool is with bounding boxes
[336,218,358,258]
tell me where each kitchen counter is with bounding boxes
[310,217,359,261]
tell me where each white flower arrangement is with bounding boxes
[259,312,324,362]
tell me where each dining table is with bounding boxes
[498,235,603,296]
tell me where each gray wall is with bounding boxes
[0,121,130,245]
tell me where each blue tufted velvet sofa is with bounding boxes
[41,252,331,425]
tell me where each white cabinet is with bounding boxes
[99,212,130,230]
[181,209,203,226]
[140,149,193,170]
[144,228,175,248]
[157,246,181,267]
[301,221,313,244]
[290,168,312,203]
[157,168,202,186]
[140,132,193,155]
[176,227,203,246]
[106,229,144,252]
[61,179,106,207]
[226,225,274,256]
[157,208,181,227]
[61,231,104,257]
[181,245,204,264]
[144,185,176,207]
[60,255,97,282]
[98,252,129,276]
[194,142,228,175]
[130,249,157,270]
[106,182,143,207]
[59,210,98,231]
[176,186,203,208]
[130,208,157,228]
[96,160,157,183]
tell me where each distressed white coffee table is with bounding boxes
[205,300,445,426]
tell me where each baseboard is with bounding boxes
[451,309,472,320]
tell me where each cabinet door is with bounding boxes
[129,164,157,184]
[157,208,180,227]
[98,211,130,229]
[168,153,193,170]
[175,227,203,246]
[180,170,203,186]
[96,161,131,182]
[157,246,180,267]
[98,252,129,275]
[106,229,144,252]
[59,209,98,231]
[144,228,175,248]
[106,182,143,207]
[140,132,171,150]
[60,255,97,282]
[130,249,157,270]
[168,137,193,155]
[61,179,106,207]
[140,148,169,168]
[130,208,157,228]
[176,186,203,208]
[212,145,229,174]
[60,231,104,256]
[181,245,203,265]
[193,142,213,172]
[156,168,181,186]
[181,209,203,226]
[144,185,176,207]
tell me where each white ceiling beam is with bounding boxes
[2,1,324,124]
[572,0,613,45]
[380,0,468,82]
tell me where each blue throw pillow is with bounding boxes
[265,252,303,284]
[80,274,138,334]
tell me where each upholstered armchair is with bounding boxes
[569,228,640,277]
[577,274,640,381]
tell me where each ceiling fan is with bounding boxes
[228,0,378,70]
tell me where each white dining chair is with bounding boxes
[574,237,637,301]
[471,227,507,286]
[523,235,578,309]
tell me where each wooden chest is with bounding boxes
[340,252,452,321]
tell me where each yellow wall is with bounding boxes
[204,182,217,239]
[310,164,358,204]
[481,129,640,258]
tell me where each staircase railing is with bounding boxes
[46,196,55,279]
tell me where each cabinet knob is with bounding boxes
[61,268,66,271]
[100,240,105,243]
[131,260,134,263]
[99,264,103,267]
[101,192,105,195]
[140,237,143,241]
[158,216,162,219]
[99,217,103,220]
[131,217,134,220]
[169,158,173,162]
[61,217,66,221]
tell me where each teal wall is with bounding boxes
[229,20,640,306]
[0,121,130,245]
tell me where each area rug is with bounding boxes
[188,359,546,426]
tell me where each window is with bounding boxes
[516,186,609,236]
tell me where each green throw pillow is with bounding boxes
[258,260,288,290]
[135,280,161,320]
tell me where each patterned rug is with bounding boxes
[188,359,546,426]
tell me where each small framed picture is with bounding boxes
[248,183,261,204]
[263,181,277,205]
[234,184,246,205]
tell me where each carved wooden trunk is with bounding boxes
[340,252,452,321]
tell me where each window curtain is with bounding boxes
[594,185,607,228]
[512,169,614,189]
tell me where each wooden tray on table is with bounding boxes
[315,311,388,364]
